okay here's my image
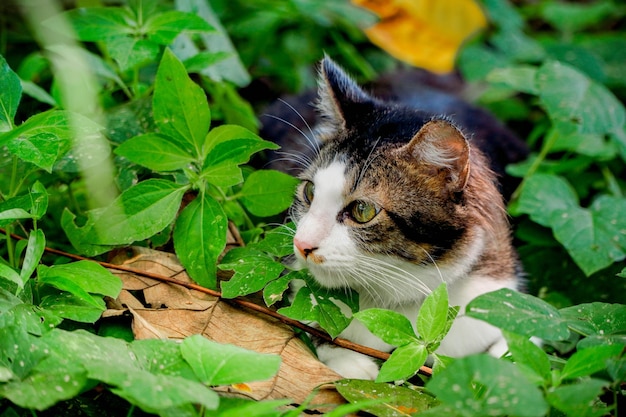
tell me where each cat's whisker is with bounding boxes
[271,150,314,169]
[263,113,320,158]
[418,246,445,283]
[277,98,320,157]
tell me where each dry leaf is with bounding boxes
[353,0,487,73]
[105,246,344,409]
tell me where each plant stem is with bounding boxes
[126,404,135,417]
[601,165,623,198]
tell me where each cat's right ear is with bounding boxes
[316,56,372,140]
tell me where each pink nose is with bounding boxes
[294,237,318,259]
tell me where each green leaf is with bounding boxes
[560,344,624,381]
[0,302,63,336]
[560,302,626,337]
[354,309,417,346]
[183,51,232,73]
[335,379,438,416]
[263,272,295,307]
[219,247,285,298]
[63,179,187,252]
[546,379,609,417]
[503,331,551,384]
[240,170,299,217]
[427,354,549,417]
[466,288,571,340]
[201,125,278,187]
[180,335,280,385]
[252,223,296,258]
[115,133,194,172]
[486,65,539,95]
[515,174,626,275]
[20,80,57,106]
[416,283,450,344]
[58,7,134,41]
[37,260,122,298]
[377,343,428,383]
[174,192,227,289]
[107,36,160,72]
[144,11,214,45]
[20,228,46,285]
[154,48,210,156]
[0,110,102,172]
[279,284,354,339]
[537,60,626,135]
[0,263,22,290]
[40,293,105,323]
[0,54,22,131]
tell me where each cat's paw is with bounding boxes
[317,345,379,380]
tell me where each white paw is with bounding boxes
[317,345,379,380]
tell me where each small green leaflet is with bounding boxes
[0,54,22,131]
[560,302,626,337]
[240,170,299,217]
[115,133,194,172]
[219,247,285,298]
[174,192,228,290]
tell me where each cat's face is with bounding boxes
[290,58,499,304]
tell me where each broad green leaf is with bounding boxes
[416,283,450,344]
[63,179,187,250]
[377,343,428,383]
[202,125,277,161]
[130,339,196,379]
[466,288,571,340]
[219,247,285,298]
[40,293,106,323]
[216,398,291,417]
[115,133,194,172]
[335,379,438,416]
[279,285,353,339]
[0,264,22,290]
[0,303,63,336]
[61,208,113,257]
[0,54,22,131]
[427,354,548,417]
[181,335,280,385]
[107,36,161,72]
[20,228,46,285]
[0,326,47,379]
[252,223,296,258]
[515,174,626,275]
[537,60,625,135]
[174,193,227,289]
[513,173,578,227]
[154,48,210,155]
[354,309,417,346]
[504,331,551,384]
[486,65,539,94]
[184,51,232,73]
[546,379,609,417]
[560,302,626,337]
[560,344,624,381]
[57,7,134,41]
[37,267,106,310]
[0,110,102,172]
[37,260,122,298]
[144,11,214,45]
[240,170,299,217]
[541,1,614,33]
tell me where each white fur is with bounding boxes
[293,160,517,379]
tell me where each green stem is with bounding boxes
[510,128,560,202]
[601,165,623,198]
[5,225,15,268]
[126,404,135,417]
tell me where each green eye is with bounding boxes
[303,181,315,204]
[350,200,379,224]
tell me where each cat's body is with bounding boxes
[288,58,522,379]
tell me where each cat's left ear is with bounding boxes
[316,56,373,140]
[406,119,471,193]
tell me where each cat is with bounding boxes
[288,57,523,379]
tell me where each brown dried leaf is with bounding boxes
[105,246,344,407]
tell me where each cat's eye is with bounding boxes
[302,181,315,204]
[350,200,379,224]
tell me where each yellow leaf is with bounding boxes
[353,0,487,73]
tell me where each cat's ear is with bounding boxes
[406,119,471,192]
[316,56,372,139]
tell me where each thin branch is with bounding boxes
[2,229,433,377]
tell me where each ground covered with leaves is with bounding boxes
[1,0,625,416]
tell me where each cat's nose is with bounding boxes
[294,237,318,259]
